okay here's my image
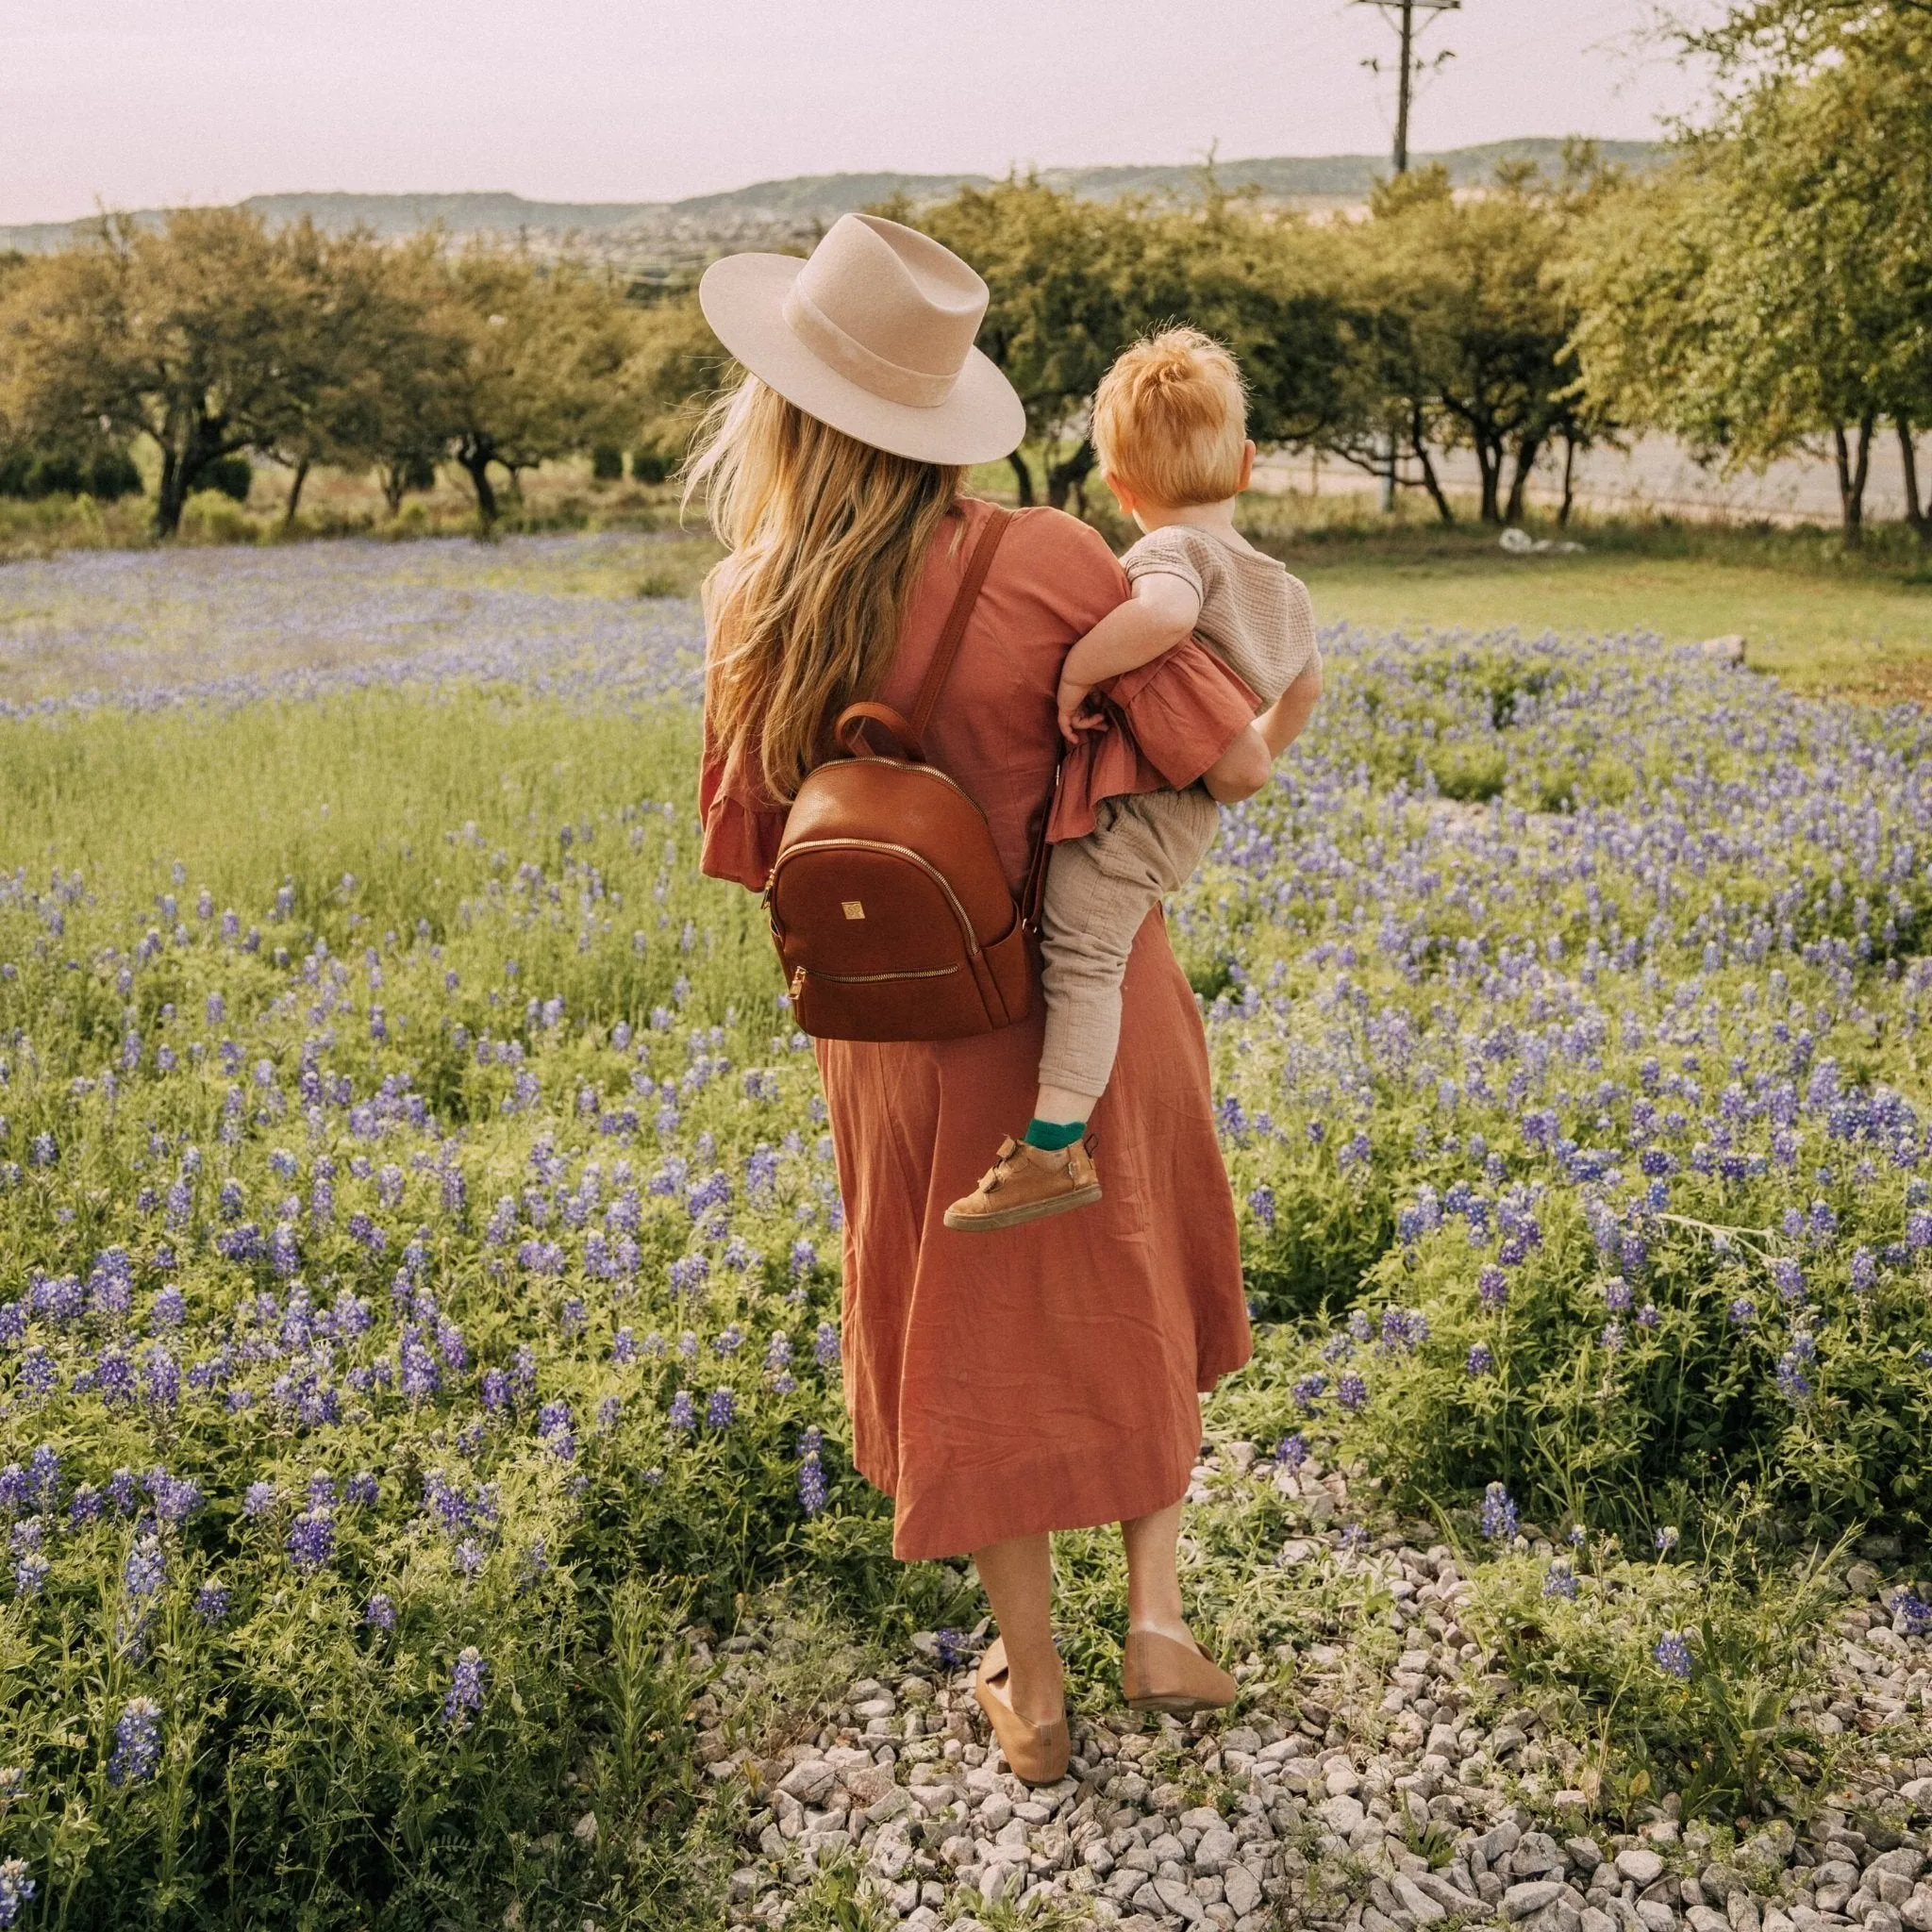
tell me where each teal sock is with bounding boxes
[1024,1117,1086,1151]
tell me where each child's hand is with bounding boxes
[1056,676,1104,745]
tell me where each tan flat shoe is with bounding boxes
[943,1135,1101,1233]
[974,1637,1071,1785]
[1123,1628,1239,1714]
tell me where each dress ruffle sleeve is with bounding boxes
[698,713,787,891]
[1047,639,1259,844]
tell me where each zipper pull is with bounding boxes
[789,965,806,1001]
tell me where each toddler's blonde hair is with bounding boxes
[1091,325,1248,508]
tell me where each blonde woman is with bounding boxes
[694,214,1256,1783]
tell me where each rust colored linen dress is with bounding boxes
[699,497,1253,1560]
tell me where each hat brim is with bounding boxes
[699,252,1026,467]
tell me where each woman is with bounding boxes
[693,212,1256,1784]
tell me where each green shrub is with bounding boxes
[0,444,143,501]
[1464,1524,1841,1822]
[630,448,673,484]
[591,443,625,482]
[199,454,256,503]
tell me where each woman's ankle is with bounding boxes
[1128,1613,1196,1647]
[1005,1659,1066,1725]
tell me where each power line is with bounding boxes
[1350,0,1460,175]
[1349,0,1458,510]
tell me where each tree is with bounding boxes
[898,176,1352,514]
[1565,11,1932,542]
[0,208,311,536]
[431,247,641,525]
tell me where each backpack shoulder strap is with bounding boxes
[907,505,1013,744]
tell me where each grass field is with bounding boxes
[2,520,1931,1929]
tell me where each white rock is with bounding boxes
[1619,1850,1667,1886]
[1224,1867,1264,1916]
[1322,1794,1366,1836]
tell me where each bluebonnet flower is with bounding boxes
[242,1480,276,1519]
[1466,1342,1494,1376]
[1727,1297,1757,1327]
[124,1537,166,1601]
[1776,1351,1814,1404]
[611,1327,637,1366]
[814,1322,841,1369]
[1603,1277,1633,1313]
[538,1401,577,1461]
[667,1391,696,1434]
[1850,1246,1877,1291]
[0,1856,35,1926]
[933,1628,969,1670]
[194,1582,231,1624]
[1479,1482,1518,1541]
[790,1238,819,1278]
[1274,1433,1308,1469]
[442,1647,488,1730]
[705,1388,736,1429]
[365,1592,396,1631]
[1543,1561,1579,1599]
[108,1697,161,1785]
[1291,1374,1327,1413]
[345,1471,378,1507]
[1654,1632,1693,1680]
[1247,1184,1276,1232]
[1891,1590,1932,1637]
[1656,1524,1679,1556]
[1476,1265,1508,1310]
[286,1508,335,1573]
[1337,1371,1368,1412]
[1771,1258,1807,1304]
[797,1425,827,1516]
[1601,1322,1625,1354]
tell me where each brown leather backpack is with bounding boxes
[764,507,1046,1042]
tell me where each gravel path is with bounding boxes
[716,1459,1931,1931]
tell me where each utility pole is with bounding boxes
[1353,0,1459,508]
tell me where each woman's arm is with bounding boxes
[1055,572,1203,743]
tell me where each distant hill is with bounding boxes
[0,140,1667,263]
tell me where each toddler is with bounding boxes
[946,326,1322,1230]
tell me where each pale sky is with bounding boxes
[0,1,1714,227]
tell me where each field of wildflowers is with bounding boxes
[0,536,1928,1928]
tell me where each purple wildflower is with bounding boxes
[442,1647,488,1730]
[108,1697,161,1785]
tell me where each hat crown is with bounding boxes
[787,215,988,396]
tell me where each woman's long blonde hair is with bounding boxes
[686,376,965,805]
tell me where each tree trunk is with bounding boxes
[1557,433,1578,527]
[1504,434,1542,525]
[1407,412,1454,525]
[1006,450,1036,508]
[1475,438,1503,525]
[457,443,499,525]
[155,445,188,538]
[1900,417,1928,543]
[283,457,311,529]
[1832,415,1874,545]
[379,460,408,517]
[1045,440,1095,514]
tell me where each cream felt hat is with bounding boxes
[698,213,1026,466]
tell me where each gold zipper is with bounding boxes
[795,963,959,985]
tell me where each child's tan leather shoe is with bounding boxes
[943,1135,1101,1232]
